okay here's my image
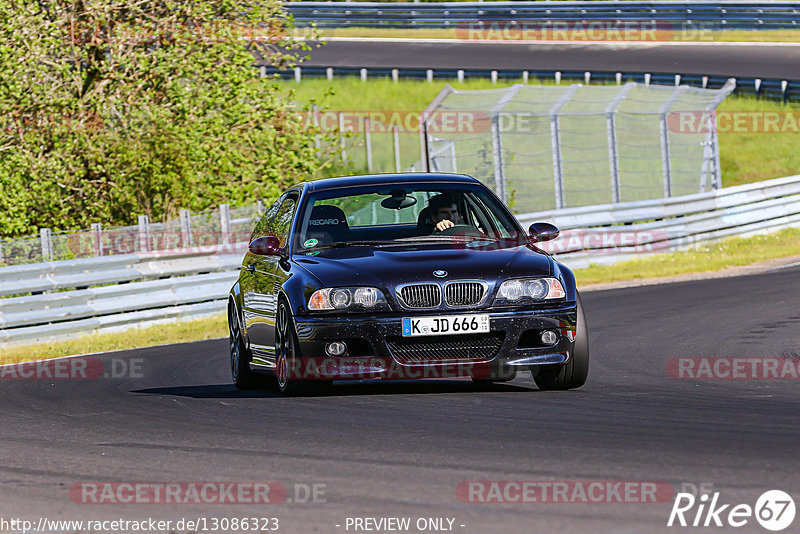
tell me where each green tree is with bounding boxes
[0,0,322,237]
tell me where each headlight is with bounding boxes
[308,287,388,311]
[495,277,566,303]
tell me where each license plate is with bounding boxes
[402,314,490,337]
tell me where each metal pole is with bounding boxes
[549,85,579,209]
[707,78,736,190]
[393,125,401,173]
[364,117,373,172]
[91,223,103,256]
[137,215,151,253]
[605,83,635,204]
[659,86,689,198]
[418,114,429,172]
[339,112,347,164]
[220,204,231,246]
[489,85,522,203]
[40,228,53,262]
[180,209,193,247]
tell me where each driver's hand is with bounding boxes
[435,220,455,232]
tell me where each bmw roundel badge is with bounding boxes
[433,270,448,278]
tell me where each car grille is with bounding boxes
[397,283,441,308]
[444,282,486,306]
[386,333,504,364]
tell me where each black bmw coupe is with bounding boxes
[228,173,588,395]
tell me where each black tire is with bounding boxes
[274,300,332,396]
[229,303,261,390]
[534,292,589,391]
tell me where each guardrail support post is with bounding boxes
[549,85,579,209]
[91,223,103,256]
[220,204,231,246]
[364,117,373,172]
[137,215,151,253]
[294,67,301,83]
[605,83,635,204]
[40,228,53,262]
[180,209,193,247]
[257,200,265,214]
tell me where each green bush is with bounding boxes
[0,0,325,238]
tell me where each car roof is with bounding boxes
[302,173,481,192]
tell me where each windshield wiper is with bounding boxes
[301,240,399,250]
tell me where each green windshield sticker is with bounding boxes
[305,251,320,257]
[303,238,319,248]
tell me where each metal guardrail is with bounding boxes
[2,174,800,346]
[519,174,800,269]
[287,1,800,29]
[269,66,800,103]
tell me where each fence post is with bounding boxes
[549,85,579,209]
[91,223,103,256]
[312,104,321,157]
[393,125,401,173]
[605,83,635,203]
[137,215,151,252]
[180,209,193,248]
[257,200,265,214]
[489,85,522,203]
[364,117,373,172]
[418,113,429,172]
[220,204,231,247]
[40,228,53,262]
[339,112,347,164]
[659,86,689,198]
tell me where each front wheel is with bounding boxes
[534,292,589,391]
[274,301,331,396]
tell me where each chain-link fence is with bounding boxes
[421,81,735,212]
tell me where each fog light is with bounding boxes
[325,341,347,356]
[540,330,558,345]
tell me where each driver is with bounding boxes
[428,193,464,232]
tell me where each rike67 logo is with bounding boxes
[668,490,796,531]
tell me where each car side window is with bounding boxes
[270,196,298,248]
[250,196,283,243]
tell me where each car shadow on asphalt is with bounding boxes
[131,380,536,399]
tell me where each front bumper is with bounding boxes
[289,303,578,380]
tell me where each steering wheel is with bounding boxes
[435,224,486,238]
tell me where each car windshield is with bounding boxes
[294,184,525,252]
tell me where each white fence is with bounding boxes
[2,174,800,347]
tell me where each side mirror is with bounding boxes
[248,235,282,256]
[528,222,560,243]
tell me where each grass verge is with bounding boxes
[0,314,227,365]
[574,227,800,285]
[299,27,800,43]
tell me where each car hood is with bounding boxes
[292,244,553,288]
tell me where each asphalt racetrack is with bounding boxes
[301,39,800,79]
[2,265,799,533]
